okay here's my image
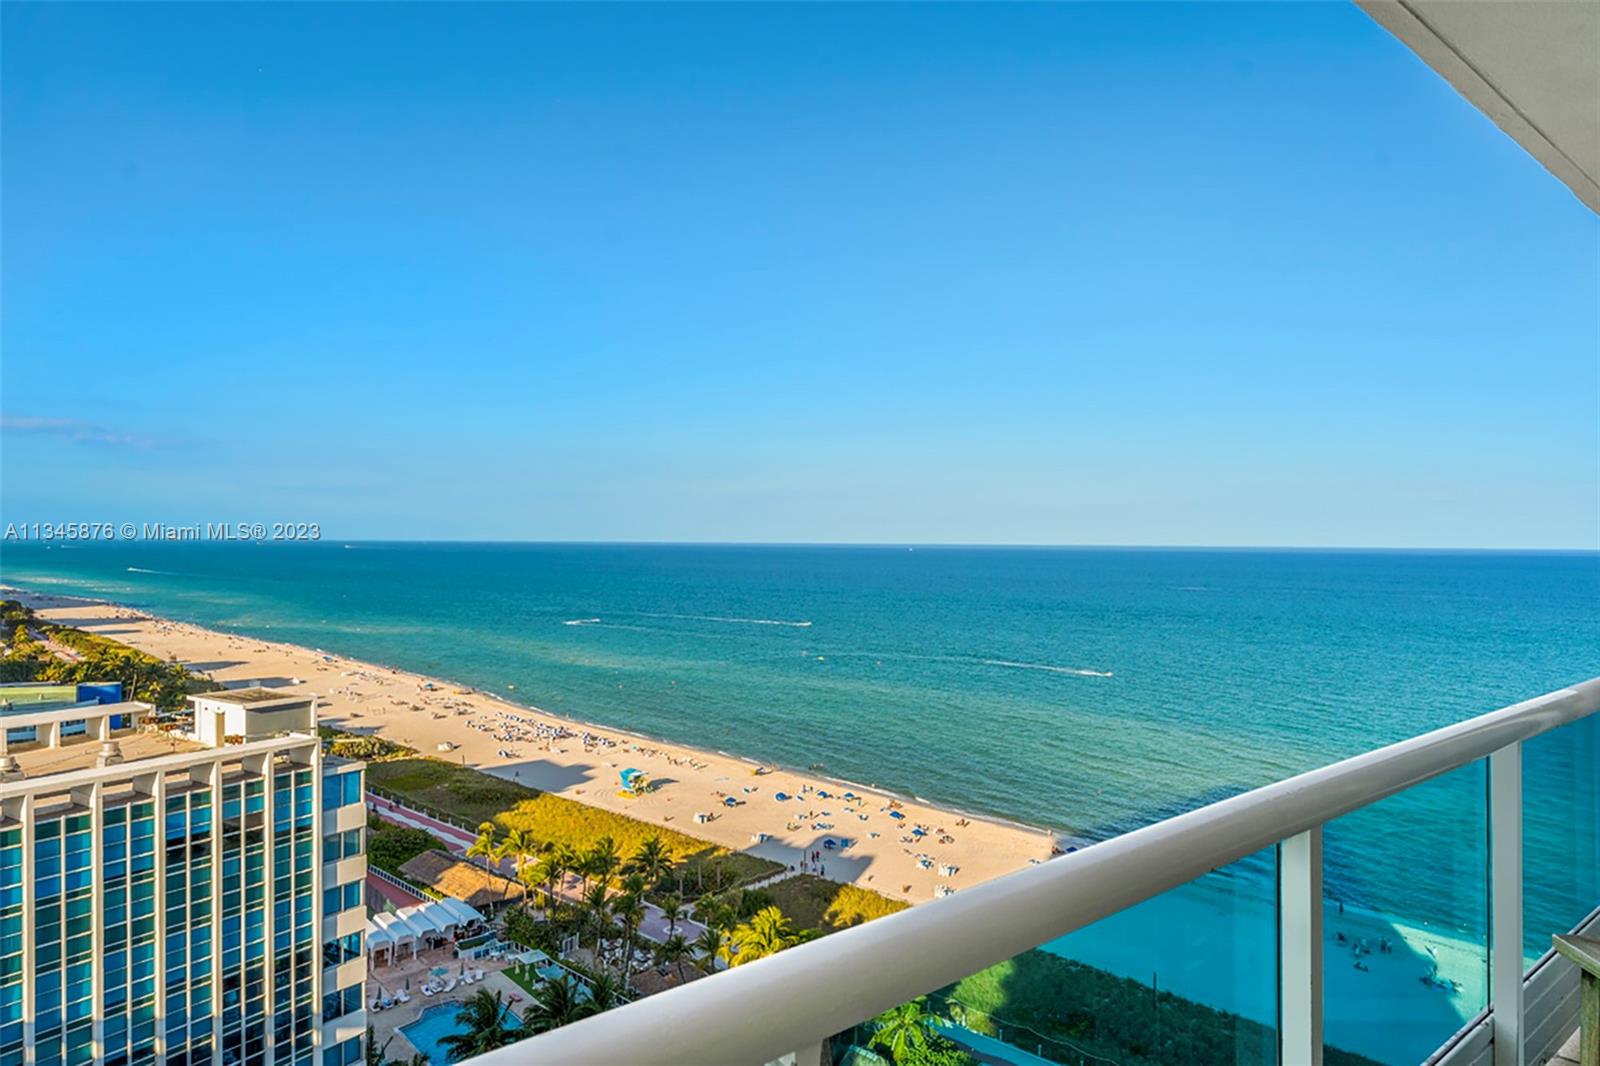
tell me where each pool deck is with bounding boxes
[367,945,530,1058]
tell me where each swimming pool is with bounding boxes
[398,1001,522,1064]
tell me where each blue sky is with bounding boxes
[2,3,1596,547]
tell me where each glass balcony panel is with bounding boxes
[1322,759,1488,1065]
[829,850,1277,1066]
[1523,710,1600,966]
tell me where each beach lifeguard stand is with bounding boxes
[618,767,649,797]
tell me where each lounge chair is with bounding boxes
[443,978,457,992]
[396,990,411,1003]
[474,967,485,980]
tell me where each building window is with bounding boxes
[321,771,363,812]
[321,1035,362,1066]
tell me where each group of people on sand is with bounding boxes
[465,708,619,754]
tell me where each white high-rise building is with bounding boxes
[0,686,367,1066]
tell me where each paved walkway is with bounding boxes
[367,871,427,911]
[742,867,805,891]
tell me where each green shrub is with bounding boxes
[367,825,440,874]
[763,875,908,932]
[325,733,414,761]
[897,1036,978,1066]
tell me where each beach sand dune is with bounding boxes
[6,589,1051,903]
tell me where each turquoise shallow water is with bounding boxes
[2,543,1595,995]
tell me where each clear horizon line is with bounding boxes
[19,536,1598,553]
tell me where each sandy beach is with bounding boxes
[3,587,1052,904]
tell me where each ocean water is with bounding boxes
[2,542,1596,1054]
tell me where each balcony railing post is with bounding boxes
[1491,742,1524,1066]
[1279,826,1324,1066]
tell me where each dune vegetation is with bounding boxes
[366,756,783,891]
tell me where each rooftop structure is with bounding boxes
[397,850,525,912]
[189,689,316,747]
[0,686,369,1066]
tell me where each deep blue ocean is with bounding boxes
[2,544,1595,997]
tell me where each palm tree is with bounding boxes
[553,842,581,894]
[658,892,686,935]
[586,836,621,889]
[520,974,595,1034]
[436,988,515,1062]
[582,883,612,951]
[626,835,672,888]
[466,822,499,896]
[527,854,564,912]
[728,906,816,966]
[612,892,646,985]
[693,926,727,974]
[655,932,693,984]
[585,969,624,1012]
[700,895,738,934]
[871,999,936,1061]
[498,826,539,894]
[619,871,646,898]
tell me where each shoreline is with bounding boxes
[6,582,1061,841]
[1,582,1055,903]
[0,582,1496,1061]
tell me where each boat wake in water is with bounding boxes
[981,659,1114,678]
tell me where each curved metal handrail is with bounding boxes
[471,677,1600,1066]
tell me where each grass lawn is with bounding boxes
[501,963,542,1000]
[762,874,908,932]
[368,758,782,887]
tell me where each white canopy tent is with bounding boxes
[399,903,454,940]
[367,912,422,964]
[435,896,486,928]
[366,897,489,965]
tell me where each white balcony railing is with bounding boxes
[469,677,1600,1066]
